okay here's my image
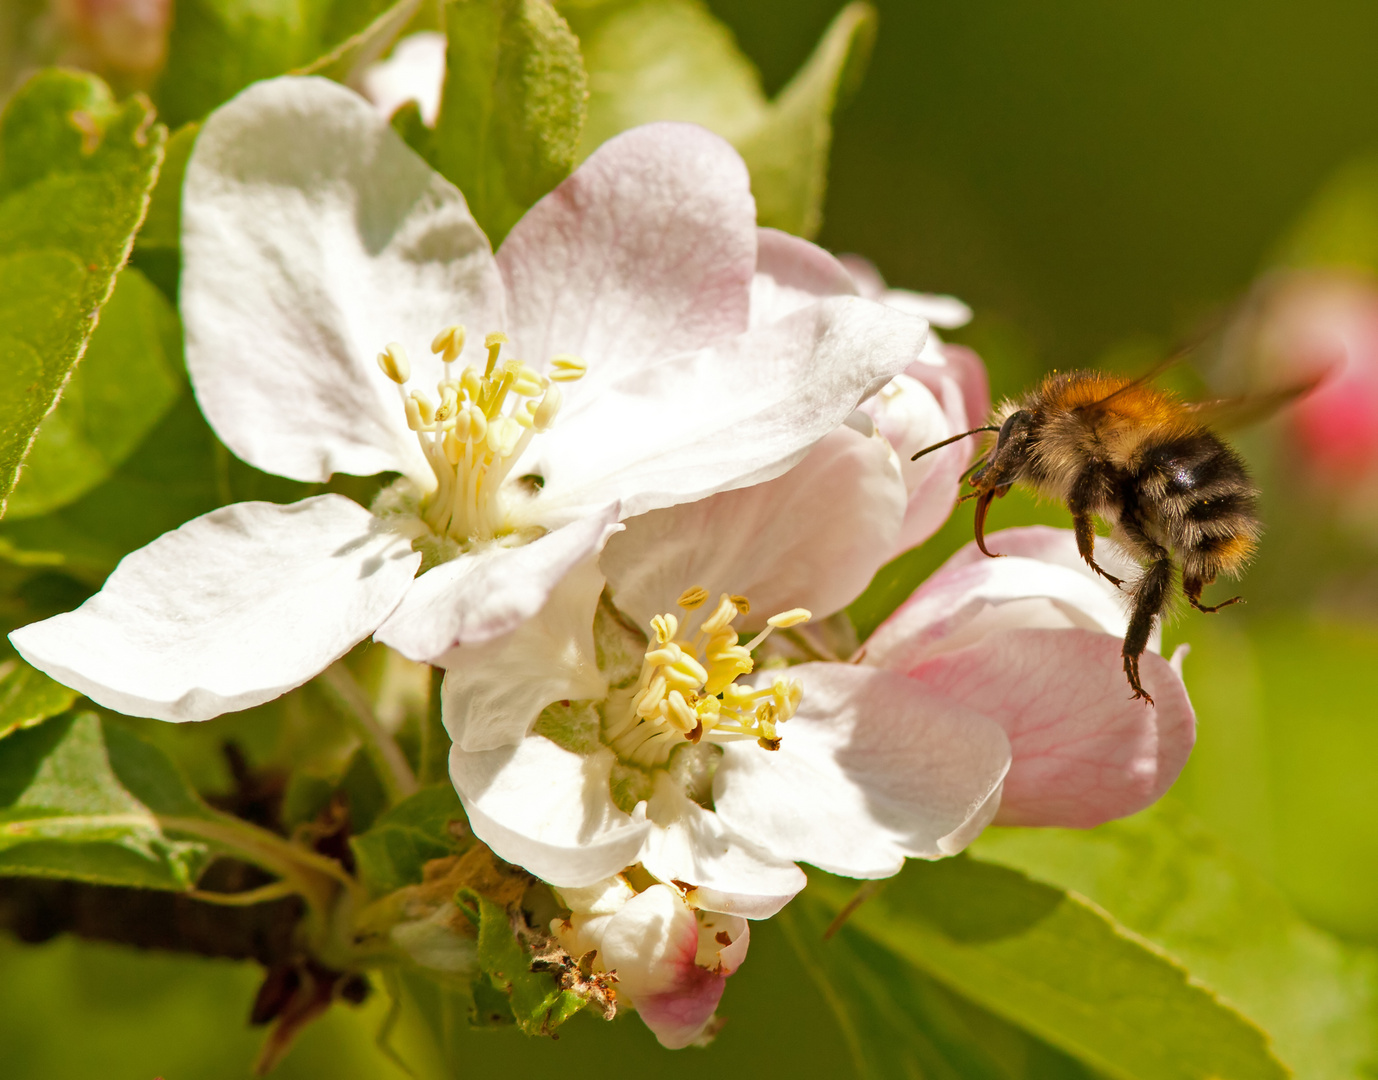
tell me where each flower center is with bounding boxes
[376,326,585,544]
[602,589,810,767]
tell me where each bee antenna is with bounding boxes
[911,426,1000,461]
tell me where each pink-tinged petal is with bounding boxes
[498,123,755,386]
[838,255,972,328]
[930,343,991,443]
[904,629,1196,827]
[748,227,858,328]
[600,424,905,631]
[182,76,504,485]
[713,664,1012,877]
[438,556,608,751]
[530,297,926,521]
[9,496,420,722]
[599,884,729,1050]
[641,774,806,919]
[448,737,650,888]
[374,505,622,657]
[863,527,1139,671]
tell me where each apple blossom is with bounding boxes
[554,876,748,1048]
[9,76,929,723]
[444,417,1195,927]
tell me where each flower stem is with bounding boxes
[319,662,419,806]
[418,665,450,785]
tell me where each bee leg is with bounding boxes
[1183,575,1243,614]
[1122,555,1173,706]
[1072,510,1123,587]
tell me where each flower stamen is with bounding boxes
[605,590,810,766]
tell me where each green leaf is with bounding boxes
[429,0,588,244]
[0,70,165,518]
[136,122,200,252]
[352,783,467,895]
[0,713,211,889]
[0,658,78,740]
[733,2,875,239]
[6,268,184,519]
[778,894,1099,1080]
[460,889,587,1035]
[563,0,875,238]
[974,800,1378,1079]
[809,858,1290,1080]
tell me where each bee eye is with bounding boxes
[996,410,1026,450]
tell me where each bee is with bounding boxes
[913,365,1309,705]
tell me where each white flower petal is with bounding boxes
[439,554,608,752]
[375,505,622,657]
[713,663,1011,877]
[9,496,420,722]
[748,227,858,329]
[498,123,756,385]
[640,773,806,919]
[182,76,504,484]
[839,255,972,328]
[359,31,446,126]
[863,526,1142,671]
[530,297,927,522]
[601,424,906,631]
[449,736,650,888]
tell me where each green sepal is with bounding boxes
[351,783,468,896]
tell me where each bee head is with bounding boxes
[969,409,1033,492]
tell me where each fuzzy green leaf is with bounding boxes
[975,800,1378,1080]
[0,713,211,889]
[429,0,588,244]
[0,70,164,518]
[352,784,467,895]
[0,659,78,741]
[6,268,183,519]
[809,857,1290,1080]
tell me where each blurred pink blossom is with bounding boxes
[53,0,170,80]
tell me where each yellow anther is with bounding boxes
[700,594,740,636]
[766,608,812,629]
[431,324,466,364]
[666,691,698,732]
[650,613,678,645]
[460,367,482,401]
[434,385,459,423]
[404,396,423,431]
[410,391,436,426]
[443,430,463,465]
[377,342,410,384]
[730,595,751,615]
[464,404,487,444]
[486,416,522,457]
[677,587,709,611]
[549,354,587,382]
[532,385,563,431]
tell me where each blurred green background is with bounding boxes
[5,1,1378,1076]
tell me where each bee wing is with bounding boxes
[1076,354,1182,416]
[1183,377,1324,432]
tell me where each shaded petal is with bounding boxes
[864,526,1141,671]
[713,663,1011,877]
[640,773,806,919]
[375,505,622,657]
[748,227,857,328]
[439,555,608,752]
[529,297,927,522]
[498,123,755,386]
[448,737,650,888]
[10,496,420,722]
[598,884,728,1050]
[182,76,504,485]
[903,629,1195,827]
[839,254,972,328]
[600,424,906,631]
